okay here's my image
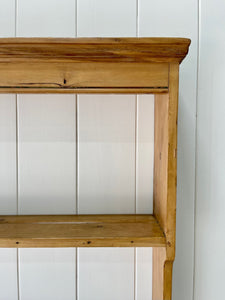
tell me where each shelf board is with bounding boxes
[0,214,166,248]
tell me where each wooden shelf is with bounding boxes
[0,37,191,299]
[0,215,166,248]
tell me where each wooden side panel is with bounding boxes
[0,62,169,89]
[138,1,197,299]
[153,248,173,300]
[153,93,169,233]
[153,63,179,300]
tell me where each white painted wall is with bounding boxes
[194,1,225,299]
[3,0,224,299]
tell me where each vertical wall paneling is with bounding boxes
[77,2,137,297]
[194,1,225,299]
[138,1,198,299]
[78,248,134,300]
[17,0,76,37]
[17,94,76,299]
[0,249,18,300]
[0,2,18,298]
[0,0,15,37]
[77,0,136,37]
[19,248,76,300]
[77,95,136,214]
[17,95,76,215]
[0,95,18,299]
[16,2,77,297]
[0,95,17,215]
[77,95,136,300]
[135,248,152,300]
[135,95,154,299]
[136,95,154,214]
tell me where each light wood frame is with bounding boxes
[0,37,190,300]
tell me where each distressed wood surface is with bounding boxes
[0,215,166,248]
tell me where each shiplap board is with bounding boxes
[77,0,136,37]
[0,95,18,300]
[135,95,154,300]
[136,95,154,214]
[77,95,136,214]
[78,248,134,300]
[18,94,76,299]
[17,95,76,214]
[135,248,152,300]
[138,1,198,299]
[77,94,136,298]
[0,0,15,37]
[16,0,76,37]
[194,1,225,299]
[0,95,17,215]
[0,249,18,300]
[18,248,76,300]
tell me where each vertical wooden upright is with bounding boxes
[153,63,179,300]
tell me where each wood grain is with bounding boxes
[0,215,166,248]
[0,61,168,90]
[152,63,179,300]
[0,37,190,63]
[0,37,190,93]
